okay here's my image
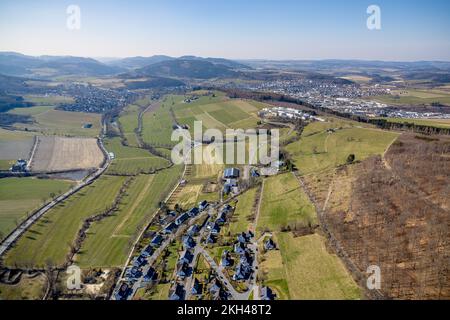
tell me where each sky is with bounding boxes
[0,0,449,61]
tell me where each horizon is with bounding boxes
[2,50,450,63]
[1,0,450,61]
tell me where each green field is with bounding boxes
[258,173,317,233]
[227,188,257,235]
[76,166,183,267]
[0,177,73,241]
[118,104,141,147]
[173,97,263,132]
[104,137,170,175]
[141,94,265,149]
[286,126,399,175]
[141,98,181,148]
[14,109,101,137]
[261,233,361,300]
[8,105,55,116]
[4,176,126,268]
[23,95,74,105]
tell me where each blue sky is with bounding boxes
[0,0,449,60]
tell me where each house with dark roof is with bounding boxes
[142,245,154,257]
[143,267,157,282]
[126,266,143,279]
[216,212,227,225]
[223,178,238,195]
[115,283,131,300]
[180,249,194,264]
[187,207,200,217]
[198,200,209,211]
[251,168,260,177]
[170,284,185,300]
[224,168,240,179]
[264,238,276,251]
[163,222,178,234]
[150,234,163,247]
[206,233,216,244]
[177,262,192,279]
[183,236,196,249]
[234,242,246,255]
[221,250,233,267]
[223,204,233,212]
[133,254,147,267]
[260,286,276,300]
[175,213,190,226]
[191,278,203,296]
[187,224,200,237]
[211,222,221,235]
[232,262,252,281]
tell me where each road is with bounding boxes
[0,138,111,259]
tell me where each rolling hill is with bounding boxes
[0,52,124,78]
[133,59,240,79]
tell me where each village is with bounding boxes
[113,167,277,301]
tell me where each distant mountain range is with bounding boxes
[2,52,450,83]
[0,52,123,78]
[0,52,250,79]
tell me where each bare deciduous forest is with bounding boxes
[324,134,449,299]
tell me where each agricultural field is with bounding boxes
[141,100,179,148]
[8,105,55,116]
[260,233,361,300]
[370,89,450,106]
[104,137,170,175]
[3,175,126,268]
[173,97,263,132]
[141,93,267,150]
[226,187,258,235]
[30,136,104,172]
[285,126,399,175]
[76,166,183,268]
[258,173,317,234]
[0,177,73,241]
[14,109,101,137]
[118,104,141,147]
[0,128,35,169]
[23,95,74,105]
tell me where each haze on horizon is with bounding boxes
[1,0,450,61]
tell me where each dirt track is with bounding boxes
[31,136,104,172]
